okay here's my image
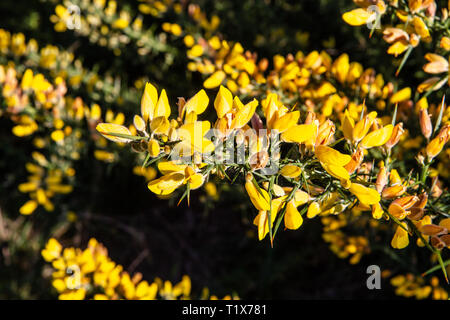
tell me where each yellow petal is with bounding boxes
[284,201,303,230]
[20,200,38,215]
[150,116,170,134]
[371,203,384,219]
[387,41,409,57]
[203,71,226,89]
[271,111,300,132]
[231,99,258,129]
[154,89,171,119]
[133,115,146,132]
[36,188,47,205]
[245,180,270,211]
[315,145,351,166]
[18,181,38,193]
[390,87,411,104]
[254,211,269,241]
[188,173,204,190]
[51,130,65,142]
[322,163,350,182]
[332,54,349,83]
[342,8,373,26]
[184,89,209,116]
[342,110,355,141]
[177,121,211,154]
[41,238,62,262]
[360,124,394,148]
[281,124,316,143]
[293,190,309,206]
[96,123,133,143]
[158,161,187,174]
[148,173,184,195]
[352,111,377,142]
[349,183,380,205]
[280,165,302,179]
[148,139,160,157]
[412,17,430,39]
[391,223,409,249]
[214,85,233,118]
[141,82,158,122]
[200,138,215,154]
[21,69,34,90]
[307,202,321,219]
[187,44,203,58]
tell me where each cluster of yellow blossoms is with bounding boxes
[390,273,449,299]
[97,79,450,264]
[0,61,137,214]
[184,29,403,114]
[18,152,74,215]
[343,0,450,89]
[49,0,219,57]
[0,28,130,105]
[321,210,376,264]
[42,238,237,300]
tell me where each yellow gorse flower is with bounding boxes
[148,161,205,196]
[315,145,352,185]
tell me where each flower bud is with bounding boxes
[375,166,388,193]
[426,136,445,159]
[431,176,443,198]
[133,115,146,132]
[315,120,335,146]
[344,148,364,174]
[385,122,404,149]
[258,58,269,72]
[163,145,171,155]
[353,111,377,142]
[419,108,433,139]
[304,111,316,125]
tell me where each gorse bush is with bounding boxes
[0,0,449,300]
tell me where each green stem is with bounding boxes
[420,162,430,185]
